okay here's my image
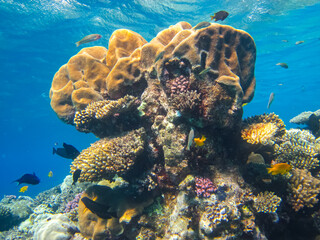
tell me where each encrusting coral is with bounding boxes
[287,168,320,212]
[274,129,319,170]
[241,113,286,145]
[70,128,146,182]
[253,191,281,213]
[74,95,141,137]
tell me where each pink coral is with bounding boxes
[195,177,217,198]
[170,74,189,96]
[65,192,83,213]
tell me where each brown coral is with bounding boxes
[287,168,320,211]
[241,113,286,145]
[274,129,319,170]
[70,128,146,182]
[74,95,141,138]
[253,191,281,213]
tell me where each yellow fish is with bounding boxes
[267,163,292,175]
[48,171,53,177]
[242,103,248,107]
[194,135,206,146]
[19,186,28,193]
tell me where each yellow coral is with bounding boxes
[241,122,278,145]
[253,191,281,213]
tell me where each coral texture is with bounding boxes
[289,109,320,124]
[74,95,141,137]
[274,129,319,170]
[253,191,281,213]
[195,177,217,198]
[70,128,146,182]
[287,168,320,211]
[241,113,286,145]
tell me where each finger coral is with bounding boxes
[287,168,320,211]
[74,95,141,138]
[241,113,286,145]
[70,128,146,182]
[274,129,319,170]
[253,191,281,213]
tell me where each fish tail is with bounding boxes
[75,41,80,47]
[266,167,272,174]
[53,147,56,155]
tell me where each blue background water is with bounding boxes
[0,0,319,198]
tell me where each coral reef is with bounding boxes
[287,168,320,212]
[241,113,286,145]
[70,127,146,182]
[253,191,281,213]
[290,109,320,125]
[274,129,319,170]
[74,95,141,138]
[195,177,217,198]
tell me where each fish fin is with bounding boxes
[75,42,80,47]
[210,15,214,20]
[53,148,56,155]
[63,142,68,148]
[266,167,272,174]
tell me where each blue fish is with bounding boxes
[12,173,40,185]
[53,142,80,160]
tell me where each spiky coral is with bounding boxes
[74,95,140,138]
[70,128,146,182]
[253,191,281,213]
[241,113,286,145]
[287,168,320,211]
[169,90,201,114]
[274,129,319,170]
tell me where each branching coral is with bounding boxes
[241,113,286,145]
[287,168,320,212]
[74,95,140,138]
[274,129,319,170]
[253,191,281,213]
[70,128,146,182]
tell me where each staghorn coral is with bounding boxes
[71,128,146,182]
[241,113,286,145]
[74,95,141,137]
[274,129,319,170]
[253,191,281,213]
[287,168,320,212]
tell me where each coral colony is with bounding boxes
[1,21,320,239]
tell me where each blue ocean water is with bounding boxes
[0,0,319,200]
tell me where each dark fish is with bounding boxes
[76,34,102,47]
[72,169,82,185]
[53,142,80,160]
[193,22,211,30]
[210,11,229,21]
[267,92,275,109]
[276,62,288,69]
[154,50,165,63]
[12,173,40,185]
[81,197,117,219]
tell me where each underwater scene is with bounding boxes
[0,0,320,239]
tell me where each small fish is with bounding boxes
[72,169,82,185]
[154,51,165,63]
[81,197,117,219]
[198,67,211,77]
[276,63,288,69]
[242,103,248,107]
[295,40,304,45]
[186,128,195,151]
[267,92,275,109]
[53,143,80,160]
[210,10,229,21]
[281,40,289,43]
[194,135,206,147]
[75,34,102,47]
[48,171,53,178]
[193,22,211,30]
[267,163,292,175]
[12,173,40,185]
[19,186,28,193]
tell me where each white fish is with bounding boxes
[186,128,194,150]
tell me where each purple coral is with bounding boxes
[171,74,189,95]
[195,177,217,198]
[65,192,83,213]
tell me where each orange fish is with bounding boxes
[194,135,206,146]
[267,163,292,175]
